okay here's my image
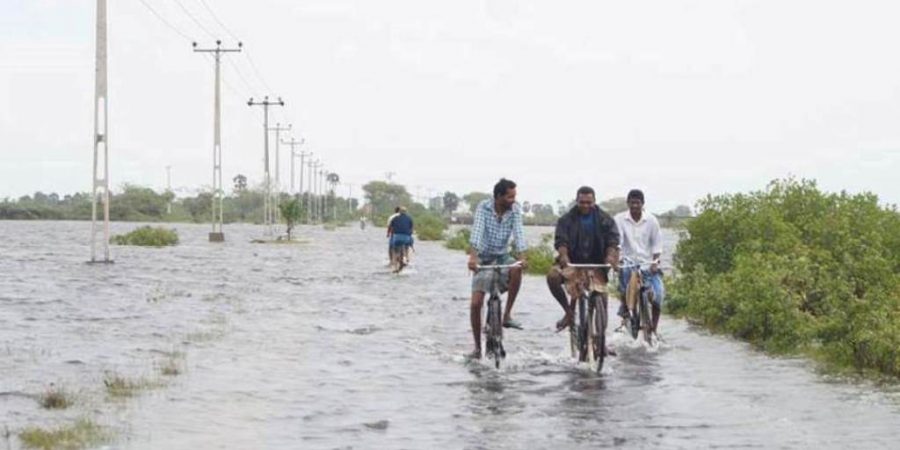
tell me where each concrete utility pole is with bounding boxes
[281,137,305,193]
[346,183,353,214]
[166,165,172,215]
[319,167,327,222]
[194,40,241,242]
[268,122,291,225]
[247,96,284,236]
[90,0,111,263]
[307,159,318,223]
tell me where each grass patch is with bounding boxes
[103,373,163,398]
[19,418,107,450]
[158,359,181,377]
[38,386,72,410]
[111,226,178,247]
[444,228,470,251]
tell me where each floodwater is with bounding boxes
[1,220,899,449]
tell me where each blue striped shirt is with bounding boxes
[469,199,527,256]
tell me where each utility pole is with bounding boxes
[90,0,111,263]
[281,136,305,193]
[320,167,327,223]
[385,171,395,182]
[268,122,291,225]
[247,96,284,236]
[194,40,241,242]
[307,160,318,224]
[346,183,353,215]
[165,165,172,215]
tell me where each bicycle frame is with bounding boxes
[475,262,521,368]
[565,264,611,373]
[619,258,659,344]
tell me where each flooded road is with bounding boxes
[2,220,899,449]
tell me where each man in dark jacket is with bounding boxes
[546,186,620,331]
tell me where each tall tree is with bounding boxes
[442,191,460,216]
[463,192,491,214]
[362,181,413,224]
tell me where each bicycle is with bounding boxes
[475,262,522,369]
[565,263,611,373]
[389,235,412,273]
[619,257,660,345]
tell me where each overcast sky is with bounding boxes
[2,0,899,213]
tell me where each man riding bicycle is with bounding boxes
[614,189,665,336]
[467,178,527,360]
[388,206,414,265]
[546,186,620,333]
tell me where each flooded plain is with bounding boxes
[2,220,899,449]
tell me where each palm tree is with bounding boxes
[326,173,340,221]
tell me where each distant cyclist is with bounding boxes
[546,186,620,332]
[388,206,414,265]
[467,178,527,359]
[614,189,665,336]
[385,206,401,263]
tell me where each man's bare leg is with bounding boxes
[503,267,523,326]
[546,270,571,330]
[470,291,485,358]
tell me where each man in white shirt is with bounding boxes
[614,189,665,335]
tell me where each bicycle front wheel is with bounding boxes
[592,293,608,373]
[640,290,653,344]
[487,296,504,368]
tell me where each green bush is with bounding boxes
[111,226,179,247]
[670,178,900,376]
[415,213,447,241]
[518,233,555,275]
[444,228,471,251]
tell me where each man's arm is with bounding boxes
[649,216,663,273]
[468,203,487,271]
[553,214,570,266]
[512,209,527,257]
[602,213,621,268]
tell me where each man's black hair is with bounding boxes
[493,178,517,199]
[394,206,401,213]
[627,189,645,203]
[576,186,595,198]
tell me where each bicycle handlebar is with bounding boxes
[566,263,612,269]
[475,262,523,270]
[619,258,661,270]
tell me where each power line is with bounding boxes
[244,52,275,96]
[195,0,241,42]
[225,56,260,97]
[171,0,217,40]
[134,0,194,42]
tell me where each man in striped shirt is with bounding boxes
[467,178,528,359]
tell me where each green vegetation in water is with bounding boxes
[103,373,163,398]
[158,356,183,377]
[38,386,72,410]
[518,233,555,276]
[110,226,178,247]
[415,213,447,241]
[668,178,900,378]
[19,418,107,450]
[444,228,471,251]
[279,198,302,240]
